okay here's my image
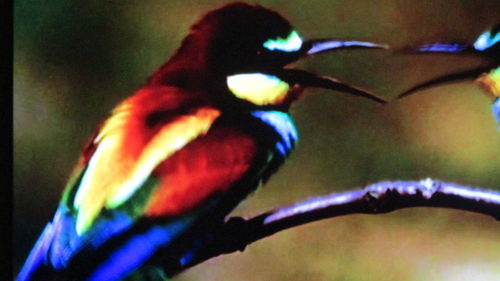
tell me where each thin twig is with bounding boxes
[173,178,500,276]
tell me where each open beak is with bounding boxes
[277,39,388,104]
[397,38,498,98]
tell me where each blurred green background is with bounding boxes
[14,0,500,280]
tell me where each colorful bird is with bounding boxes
[17,3,386,281]
[398,24,500,125]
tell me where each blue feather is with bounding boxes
[87,217,196,281]
[17,200,215,281]
[16,224,55,281]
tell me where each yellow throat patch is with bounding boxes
[227,73,290,105]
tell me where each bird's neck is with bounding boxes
[147,32,220,89]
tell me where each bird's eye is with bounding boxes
[263,30,303,52]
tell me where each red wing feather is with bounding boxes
[66,86,221,234]
[146,125,258,216]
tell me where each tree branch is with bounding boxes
[173,178,500,276]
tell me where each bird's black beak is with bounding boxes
[397,43,492,98]
[276,68,387,104]
[277,39,388,104]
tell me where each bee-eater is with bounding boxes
[17,2,386,281]
[398,24,499,125]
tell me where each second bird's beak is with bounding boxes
[397,42,493,98]
[276,39,388,104]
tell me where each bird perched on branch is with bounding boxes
[17,2,386,280]
[398,24,499,126]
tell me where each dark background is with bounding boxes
[14,1,500,280]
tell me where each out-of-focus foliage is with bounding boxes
[14,0,500,280]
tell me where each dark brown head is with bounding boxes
[150,2,387,109]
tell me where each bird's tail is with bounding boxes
[16,223,57,281]
[15,208,206,281]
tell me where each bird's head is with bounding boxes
[398,24,499,98]
[150,2,387,110]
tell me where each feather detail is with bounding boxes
[73,106,220,235]
[476,67,500,97]
[85,216,197,281]
[106,107,221,208]
[16,224,55,281]
[145,126,258,216]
